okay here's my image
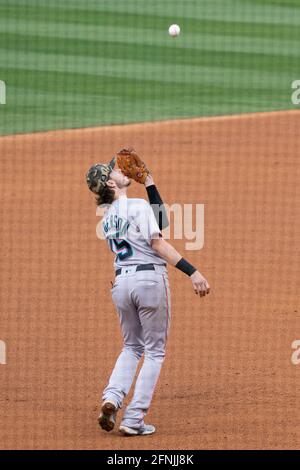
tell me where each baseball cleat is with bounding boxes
[98,400,118,432]
[119,424,156,436]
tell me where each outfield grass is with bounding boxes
[0,0,300,135]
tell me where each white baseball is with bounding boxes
[168,24,180,37]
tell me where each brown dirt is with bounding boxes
[0,110,299,450]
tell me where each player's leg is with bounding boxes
[102,278,144,410]
[120,272,171,431]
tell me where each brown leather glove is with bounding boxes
[116,147,150,184]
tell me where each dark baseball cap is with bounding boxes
[86,157,116,193]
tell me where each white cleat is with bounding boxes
[119,424,156,436]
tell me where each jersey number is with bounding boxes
[109,239,133,261]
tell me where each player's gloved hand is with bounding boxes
[117,147,150,184]
[190,271,210,297]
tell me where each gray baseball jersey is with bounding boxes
[102,195,165,268]
[101,195,171,431]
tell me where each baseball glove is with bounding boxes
[117,147,150,184]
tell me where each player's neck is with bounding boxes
[114,187,128,200]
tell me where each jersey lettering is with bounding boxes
[109,238,133,261]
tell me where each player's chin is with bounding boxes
[125,179,131,187]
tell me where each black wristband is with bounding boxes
[146,184,163,205]
[175,258,197,276]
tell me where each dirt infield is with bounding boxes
[0,110,299,449]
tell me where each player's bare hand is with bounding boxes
[190,271,210,297]
[144,174,154,187]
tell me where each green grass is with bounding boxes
[0,0,300,135]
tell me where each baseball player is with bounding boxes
[86,148,210,436]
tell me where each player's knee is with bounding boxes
[144,347,166,362]
[123,344,144,359]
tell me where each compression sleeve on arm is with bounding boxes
[146,184,169,230]
[175,258,197,276]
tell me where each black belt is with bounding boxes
[115,263,166,276]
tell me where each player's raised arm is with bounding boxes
[116,147,169,230]
[151,237,210,297]
[144,174,169,231]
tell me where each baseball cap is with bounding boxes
[86,157,116,193]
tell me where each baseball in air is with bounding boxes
[168,24,180,37]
